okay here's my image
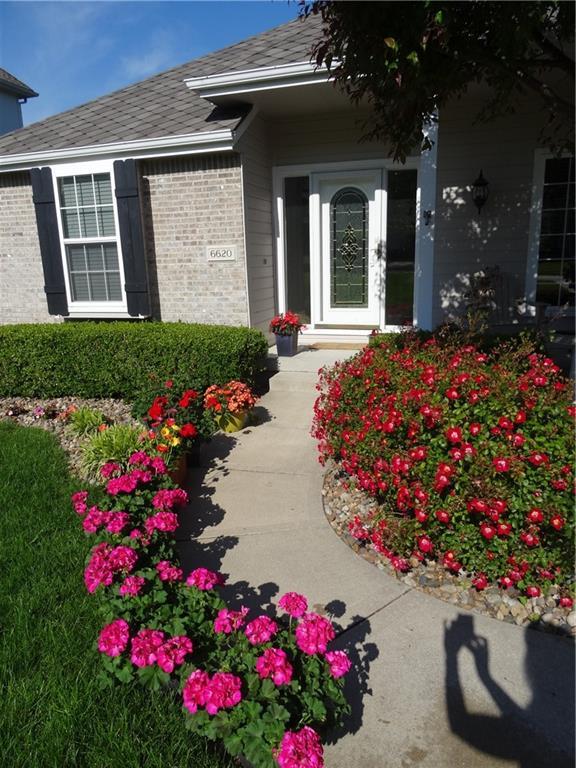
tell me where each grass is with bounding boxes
[0,421,232,768]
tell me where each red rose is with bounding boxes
[497,522,512,536]
[435,509,450,524]
[179,389,198,408]
[527,452,549,467]
[472,573,488,591]
[480,522,496,540]
[550,514,565,531]
[445,427,463,444]
[417,535,433,554]
[180,423,198,439]
[493,457,511,473]
[526,508,544,524]
[499,575,514,589]
[525,586,541,598]
[469,422,482,436]
[559,597,573,609]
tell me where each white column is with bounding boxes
[413,117,438,330]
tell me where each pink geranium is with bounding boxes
[156,560,183,582]
[203,672,243,715]
[186,568,225,590]
[119,575,145,597]
[82,506,111,533]
[213,607,249,634]
[97,618,130,657]
[278,592,308,618]
[84,543,114,593]
[256,648,293,686]
[156,636,193,673]
[71,490,89,516]
[295,613,335,655]
[152,488,188,510]
[324,650,351,678]
[244,616,278,645]
[183,669,210,713]
[106,511,130,534]
[100,462,120,478]
[108,545,138,572]
[275,727,324,768]
[130,628,165,667]
[144,510,179,536]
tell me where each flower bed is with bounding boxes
[312,331,574,603]
[73,445,351,767]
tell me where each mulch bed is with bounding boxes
[0,397,139,478]
[322,465,575,638]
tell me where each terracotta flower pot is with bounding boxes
[168,452,187,486]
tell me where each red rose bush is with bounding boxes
[312,331,574,600]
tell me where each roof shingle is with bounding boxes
[0,15,321,157]
[0,68,38,99]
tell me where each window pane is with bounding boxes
[97,207,116,236]
[385,169,417,325]
[61,209,80,238]
[539,234,564,259]
[67,245,86,272]
[71,273,90,302]
[544,157,571,184]
[94,174,113,205]
[103,243,119,270]
[79,208,98,237]
[86,244,104,271]
[58,177,77,207]
[542,183,568,210]
[331,187,368,308]
[106,272,122,301]
[89,272,108,301]
[284,177,310,323]
[75,175,94,206]
[541,209,567,235]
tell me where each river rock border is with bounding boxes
[322,466,575,638]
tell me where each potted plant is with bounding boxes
[269,311,305,357]
[203,381,258,433]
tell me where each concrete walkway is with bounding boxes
[178,347,574,768]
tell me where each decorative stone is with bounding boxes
[567,612,576,628]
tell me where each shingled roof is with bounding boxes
[0,15,321,157]
[0,68,38,99]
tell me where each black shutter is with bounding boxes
[114,159,150,317]
[30,167,69,316]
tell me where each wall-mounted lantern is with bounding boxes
[423,209,433,226]
[471,170,489,214]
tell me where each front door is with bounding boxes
[316,170,382,326]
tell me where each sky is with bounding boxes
[0,1,299,126]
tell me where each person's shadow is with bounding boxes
[445,614,574,767]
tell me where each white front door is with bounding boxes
[315,170,383,326]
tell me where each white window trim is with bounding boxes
[272,154,435,334]
[525,148,574,316]
[51,159,130,317]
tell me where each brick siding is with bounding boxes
[140,154,249,326]
[0,172,57,324]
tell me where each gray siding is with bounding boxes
[432,87,547,327]
[238,115,275,333]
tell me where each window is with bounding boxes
[55,165,125,309]
[284,176,311,323]
[330,187,368,308]
[535,156,575,307]
[385,169,417,325]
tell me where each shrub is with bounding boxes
[313,330,574,596]
[0,322,268,400]
[81,425,146,481]
[68,407,107,436]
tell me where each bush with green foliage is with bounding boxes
[68,407,107,436]
[0,322,268,400]
[81,425,147,481]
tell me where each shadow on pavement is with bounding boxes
[445,613,575,768]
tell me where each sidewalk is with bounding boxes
[178,347,574,768]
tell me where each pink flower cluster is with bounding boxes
[295,613,335,655]
[324,650,351,679]
[98,618,130,657]
[144,510,179,536]
[256,647,293,686]
[213,607,249,634]
[152,488,188,510]
[100,461,121,478]
[119,574,145,597]
[130,628,192,672]
[156,560,183,582]
[275,726,324,768]
[71,491,89,516]
[245,615,278,645]
[186,567,225,590]
[128,451,168,475]
[278,592,308,618]
[106,469,153,496]
[183,669,243,715]
[82,506,129,535]
[84,543,138,593]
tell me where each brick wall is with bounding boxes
[140,154,249,326]
[0,172,57,324]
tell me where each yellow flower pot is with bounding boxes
[215,410,249,433]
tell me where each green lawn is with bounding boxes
[0,422,231,768]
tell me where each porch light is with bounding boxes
[471,170,489,214]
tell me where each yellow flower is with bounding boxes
[171,437,182,447]
[161,427,171,439]
[171,424,181,432]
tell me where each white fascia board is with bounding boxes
[184,61,332,99]
[0,128,235,172]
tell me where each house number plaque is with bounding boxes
[206,246,237,262]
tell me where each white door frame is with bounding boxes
[272,152,435,333]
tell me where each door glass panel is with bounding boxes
[285,177,311,323]
[385,169,417,325]
[330,187,368,307]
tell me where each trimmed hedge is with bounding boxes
[0,322,268,399]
